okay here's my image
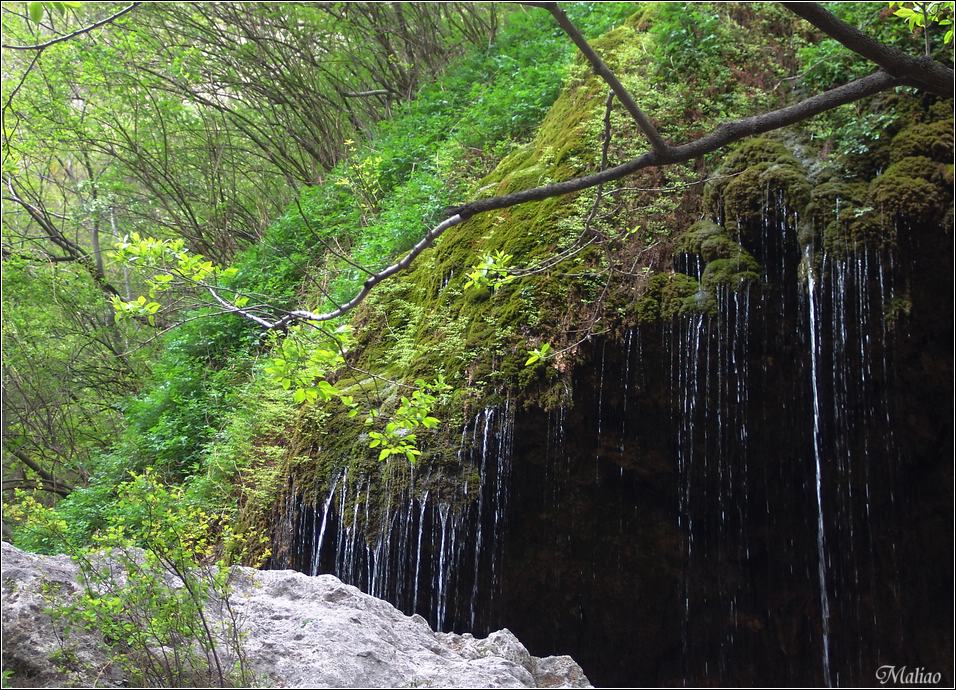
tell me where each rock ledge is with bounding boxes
[1,542,591,688]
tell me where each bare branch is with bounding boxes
[275,213,464,326]
[342,89,393,98]
[206,287,276,330]
[215,68,900,331]
[1,3,141,51]
[782,1,954,96]
[5,446,75,494]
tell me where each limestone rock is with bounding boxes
[1,543,591,688]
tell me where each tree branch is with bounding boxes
[5,446,74,494]
[1,3,141,51]
[342,89,393,98]
[225,69,899,329]
[782,1,954,96]
[525,1,670,155]
[201,7,921,330]
[455,70,901,217]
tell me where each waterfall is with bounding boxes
[805,244,833,687]
[271,197,945,687]
[277,400,515,634]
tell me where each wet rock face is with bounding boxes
[276,212,952,686]
[0,542,591,689]
[498,216,953,687]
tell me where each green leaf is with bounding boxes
[29,2,44,23]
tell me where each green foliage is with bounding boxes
[524,342,552,367]
[366,378,450,464]
[26,1,81,24]
[7,471,265,686]
[263,325,354,407]
[890,2,955,44]
[648,3,734,84]
[791,2,951,163]
[111,232,239,324]
[464,251,515,291]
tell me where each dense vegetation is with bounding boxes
[3,0,952,573]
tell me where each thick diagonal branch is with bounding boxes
[782,1,953,96]
[525,1,669,154]
[250,69,898,327]
[5,446,75,495]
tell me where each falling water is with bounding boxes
[270,192,941,687]
[805,245,833,687]
[276,400,515,635]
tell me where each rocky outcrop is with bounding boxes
[0,542,590,688]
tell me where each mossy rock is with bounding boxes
[804,179,870,226]
[868,171,943,221]
[889,119,954,163]
[759,162,811,211]
[927,98,954,120]
[708,139,809,228]
[720,162,771,225]
[720,138,798,173]
[633,271,702,323]
[703,138,801,217]
[700,253,762,290]
[883,155,946,187]
[822,212,890,255]
[675,220,742,262]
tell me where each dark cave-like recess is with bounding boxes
[274,208,953,687]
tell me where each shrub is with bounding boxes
[7,471,266,687]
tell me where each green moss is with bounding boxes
[759,163,811,210]
[720,138,797,173]
[675,220,740,261]
[705,138,809,225]
[884,295,912,328]
[889,119,955,163]
[720,162,771,224]
[805,179,869,222]
[633,271,702,323]
[927,98,954,120]
[822,212,888,255]
[883,155,946,186]
[868,171,943,221]
[700,253,761,290]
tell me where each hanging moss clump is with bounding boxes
[675,219,742,262]
[704,138,810,235]
[632,272,702,323]
[888,119,955,163]
[700,252,762,291]
[868,173,943,221]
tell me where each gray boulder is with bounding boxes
[1,542,591,688]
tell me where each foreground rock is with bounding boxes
[1,542,591,688]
